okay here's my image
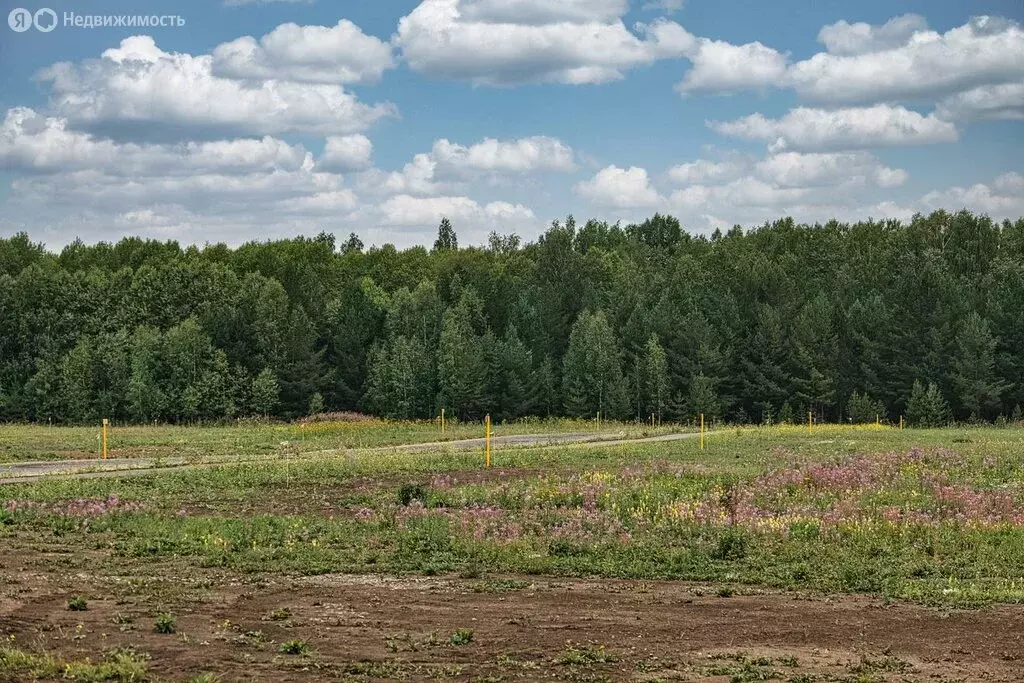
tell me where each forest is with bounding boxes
[1,210,1022,427]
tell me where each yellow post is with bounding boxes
[597,411,601,431]
[876,414,880,428]
[102,419,109,460]
[441,408,445,434]
[484,414,491,468]
[808,411,813,434]
[900,415,904,430]
[699,413,705,450]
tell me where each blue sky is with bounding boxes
[1,0,1022,249]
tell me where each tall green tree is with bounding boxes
[950,313,1008,420]
[250,368,280,417]
[562,310,627,419]
[642,334,669,422]
[433,218,458,252]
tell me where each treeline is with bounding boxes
[1,210,1022,426]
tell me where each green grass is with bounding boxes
[0,645,150,681]
[0,418,681,463]
[2,425,1023,607]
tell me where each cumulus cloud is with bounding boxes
[755,152,907,188]
[575,165,663,208]
[708,105,958,152]
[0,107,312,175]
[790,16,1024,104]
[431,136,576,173]
[358,135,576,197]
[816,14,928,56]
[38,36,396,138]
[676,38,788,94]
[936,81,1024,121]
[319,135,373,172]
[377,194,535,228]
[212,20,395,84]
[667,159,743,184]
[673,15,1024,108]
[393,0,694,85]
[920,172,1024,216]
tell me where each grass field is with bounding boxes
[1,424,1023,681]
[0,418,679,464]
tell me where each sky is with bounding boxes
[1,0,1023,250]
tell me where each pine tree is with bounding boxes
[436,292,488,419]
[847,391,885,424]
[906,380,952,427]
[790,294,838,419]
[496,325,534,419]
[433,218,458,252]
[535,355,558,417]
[307,392,325,416]
[686,373,722,421]
[741,305,790,422]
[951,312,1008,421]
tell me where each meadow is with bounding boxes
[1,424,1023,681]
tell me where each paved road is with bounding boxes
[0,431,705,484]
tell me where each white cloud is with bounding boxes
[377,194,535,228]
[378,153,443,195]
[667,159,743,184]
[212,20,395,84]
[920,172,1024,216]
[708,105,958,152]
[575,165,662,208]
[393,0,694,85]
[319,135,373,172]
[789,16,1024,104]
[755,152,907,188]
[0,107,312,175]
[994,171,1024,195]
[936,81,1024,121]
[431,136,576,173]
[38,36,396,138]
[357,135,576,197]
[817,14,928,56]
[676,38,788,94]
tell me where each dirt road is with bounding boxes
[0,431,703,484]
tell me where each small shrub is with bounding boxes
[268,607,292,622]
[449,629,474,645]
[557,641,618,665]
[67,596,88,611]
[154,613,176,634]
[397,483,426,506]
[717,586,735,598]
[713,530,748,561]
[279,639,310,655]
[186,675,221,683]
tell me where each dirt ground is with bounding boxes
[1,545,1021,682]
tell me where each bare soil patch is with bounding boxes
[2,545,1020,682]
